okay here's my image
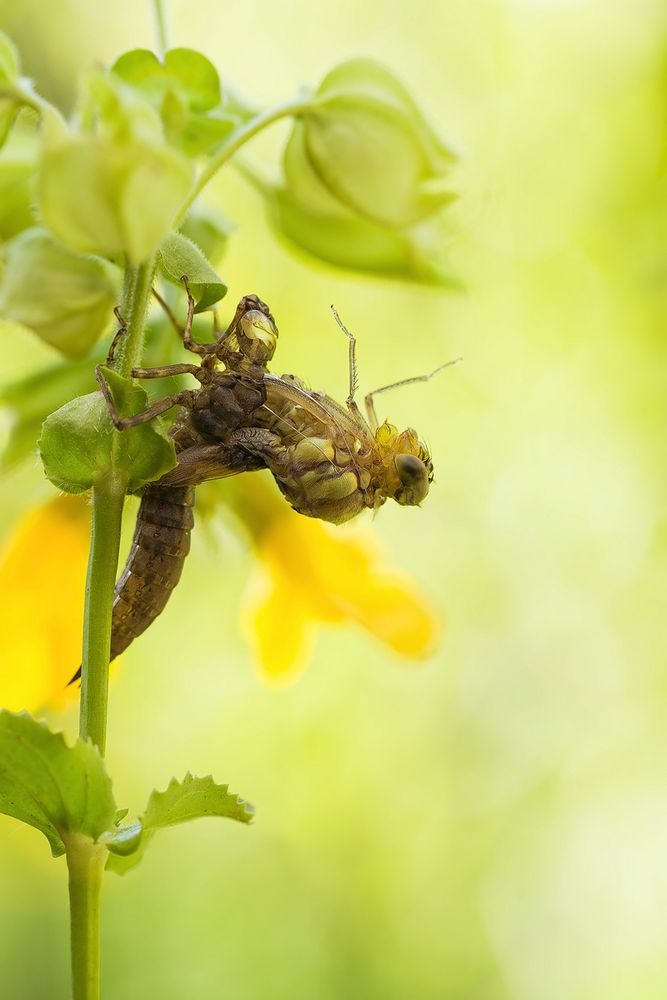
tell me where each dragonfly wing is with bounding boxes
[157,442,266,487]
[264,374,374,446]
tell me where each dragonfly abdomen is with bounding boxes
[109,483,195,660]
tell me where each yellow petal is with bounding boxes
[256,511,441,661]
[345,571,441,658]
[260,515,350,623]
[0,494,89,711]
[241,566,317,686]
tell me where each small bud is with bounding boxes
[38,73,193,262]
[262,58,461,285]
[290,58,459,228]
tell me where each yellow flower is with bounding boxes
[0,482,441,704]
[0,494,89,711]
[240,507,441,685]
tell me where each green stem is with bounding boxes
[79,478,125,753]
[0,82,67,128]
[175,97,314,224]
[114,257,157,377]
[152,0,170,57]
[67,835,106,1000]
[73,258,155,994]
[79,258,154,750]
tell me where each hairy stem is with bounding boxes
[114,257,157,378]
[79,477,125,753]
[73,258,154,996]
[175,97,314,223]
[79,258,153,751]
[67,835,106,1000]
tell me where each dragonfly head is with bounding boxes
[375,422,433,507]
[220,294,279,366]
[394,450,432,506]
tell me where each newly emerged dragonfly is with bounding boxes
[73,281,458,675]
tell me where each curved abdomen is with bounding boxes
[110,483,195,659]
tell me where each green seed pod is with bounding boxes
[290,58,459,228]
[38,73,193,262]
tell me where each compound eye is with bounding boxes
[395,453,425,485]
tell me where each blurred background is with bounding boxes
[0,0,666,997]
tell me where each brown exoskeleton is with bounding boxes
[71,281,458,677]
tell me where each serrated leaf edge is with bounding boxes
[0,710,115,854]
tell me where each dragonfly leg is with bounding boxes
[364,392,379,432]
[152,280,217,357]
[96,364,195,430]
[106,307,128,365]
[365,358,463,432]
[131,363,204,380]
[180,276,203,355]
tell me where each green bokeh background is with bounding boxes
[0,0,666,997]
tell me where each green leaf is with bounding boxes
[102,368,178,490]
[111,48,229,155]
[0,711,116,858]
[0,355,98,424]
[39,391,116,493]
[106,773,253,875]
[113,48,221,114]
[179,204,232,267]
[110,49,167,101]
[0,354,98,469]
[0,229,121,357]
[158,230,227,311]
[163,49,221,113]
[38,370,177,494]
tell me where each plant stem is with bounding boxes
[79,477,125,753]
[67,835,106,1000]
[152,0,170,57]
[114,257,157,377]
[79,256,154,751]
[175,97,314,224]
[73,257,155,995]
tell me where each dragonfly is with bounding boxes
[72,280,459,675]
